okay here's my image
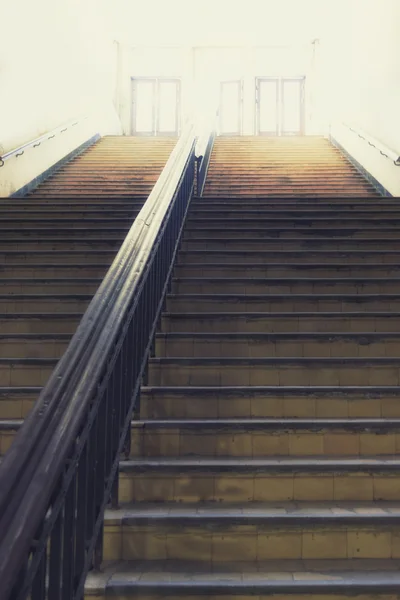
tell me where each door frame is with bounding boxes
[255,76,305,136]
[131,77,181,136]
[218,79,244,136]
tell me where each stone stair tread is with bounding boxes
[142,384,400,394]
[167,292,400,298]
[149,356,400,364]
[85,559,400,595]
[157,331,400,338]
[6,417,400,431]
[103,501,400,524]
[121,456,400,471]
[163,310,400,317]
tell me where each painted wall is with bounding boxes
[0,0,121,196]
[321,0,400,154]
[116,44,322,136]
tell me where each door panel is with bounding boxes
[219,80,243,135]
[131,78,180,136]
[258,79,279,135]
[281,79,304,135]
[133,80,155,135]
[157,80,180,134]
[256,77,305,136]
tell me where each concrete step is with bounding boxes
[184,227,400,239]
[178,249,400,264]
[0,263,109,277]
[0,388,40,419]
[118,456,400,503]
[156,332,400,358]
[0,334,71,358]
[102,502,400,562]
[174,263,400,278]
[0,278,101,294]
[127,418,400,458]
[0,239,122,251]
[0,226,129,237]
[161,312,400,333]
[166,293,400,313]
[182,238,400,251]
[0,294,91,312]
[189,207,400,217]
[171,277,400,294]
[186,216,400,225]
[194,197,400,207]
[148,357,400,387]
[0,251,116,265]
[140,386,400,420]
[85,558,400,599]
[0,217,137,229]
[0,313,81,333]
[0,357,58,386]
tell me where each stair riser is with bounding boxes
[148,364,400,387]
[195,199,400,206]
[0,339,70,358]
[103,522,400,562]
[0,220,136,229]
[0,299,89,312]
[189,209,400,218]
[131,428,400,458]
[0,242,121,252]
[178,253,400,265]
[172,281,400,294]
[184,229,400,239]
[0,230,128,239]
[162,315,400,334]
[204,190,377,197]
[156,337,400,359]
[83,593,400,600]
[0,363,55,386]
[0,318,80,334]
[0,283,100,294]
[119,470,400,503]
[166,298,399,313]
[0,395,36,419]
[0,254,114,265]
[175,265,400,278]
[0,211,141,219]
[182,240,400,250]
[141,393,400,420]
[0,266,109,277]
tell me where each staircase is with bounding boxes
[0,136,175,454]
[204,136,378,197]
[84,137,400,599]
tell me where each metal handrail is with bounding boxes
[342,122,400,166]
[0,115,88,166]
[0,121,202,599]
[195,109,218,195]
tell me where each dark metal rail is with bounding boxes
[0,116,88,167]
[195,111,218,196]
[0,122,198,599]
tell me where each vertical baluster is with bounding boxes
[48,507,64,600]
[61,473,77,600]
[74,445,89,581]
[31,544,47,600]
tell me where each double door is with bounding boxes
[256,77,305,136]
[131,78,181,136]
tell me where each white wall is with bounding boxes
[0,0,122,196]
[321,0,400,154]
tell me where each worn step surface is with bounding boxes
[0,137,175,456]
[46,136,394,598]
